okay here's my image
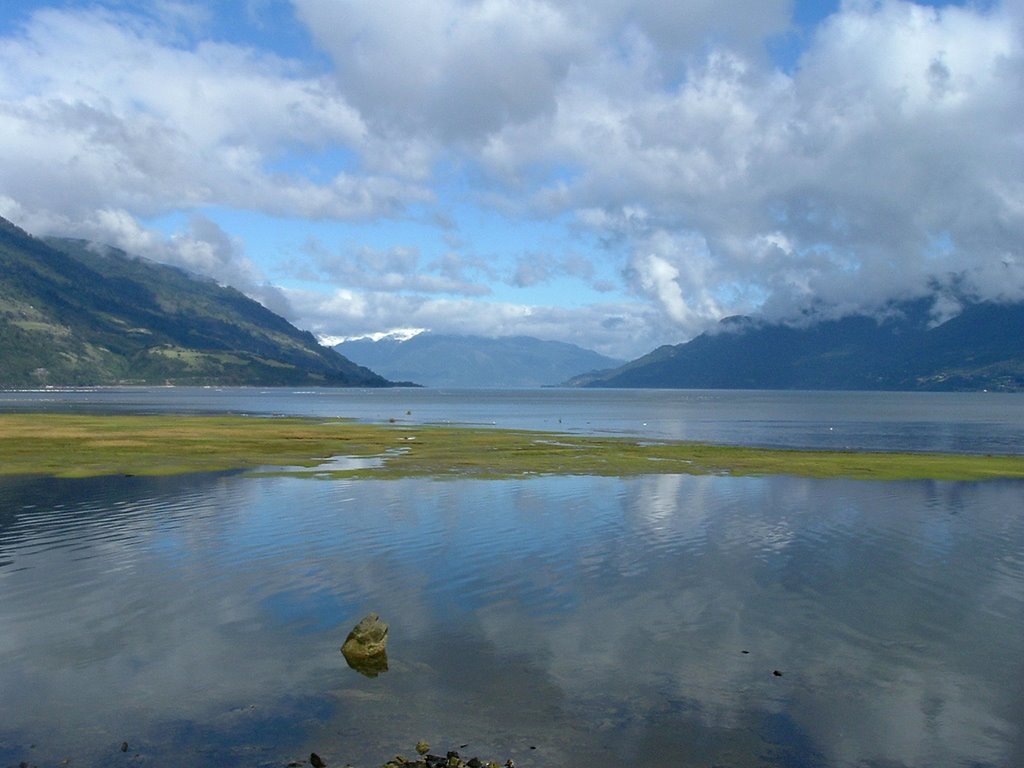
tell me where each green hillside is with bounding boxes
[569,300,1024,391]
[0,216,392,387]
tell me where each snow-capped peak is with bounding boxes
[320,327,427,346]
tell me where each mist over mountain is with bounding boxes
[334,332,623,388]
[0,216,393,387]
[567,298,1024,391]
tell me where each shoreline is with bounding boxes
[2,412,1024,481]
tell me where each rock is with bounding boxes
[341,613,389,677]
[345,648,389,677]
[310,752,327,767]
[415,741,430,756]
[341,613,389,658]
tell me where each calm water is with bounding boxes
[4,386,1024,453]
[1,389,1023,767]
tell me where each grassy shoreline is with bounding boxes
[2,412,1023,481]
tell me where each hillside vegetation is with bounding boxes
[0,216,391,387]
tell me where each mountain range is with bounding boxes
[0,215,393,388]
[568,299,1024,391]
[334,332,623,388]
[5,211,1022,392]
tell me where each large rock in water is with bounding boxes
[341,613,389,677]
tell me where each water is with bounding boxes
[1,389,1023,767]
[3,386,1024,453]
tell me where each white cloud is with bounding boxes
[285,286,660,358]
[0,5,424,223]
[293,0,585,141]
[2,1,1024,358]
[480,0,1024,332]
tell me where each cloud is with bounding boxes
[3,1,1024,358]
[292,239,494,296]
[293,0,585,141]
[479,0,1024,327]
[510,250,595,288]
[0,4,426,224]
[285,286,657,358]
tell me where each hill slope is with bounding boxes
[335,332,623,388]
[568,299,1024,391]
[0,216,391,387]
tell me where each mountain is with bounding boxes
[334,332,624,388]
[567,298,1024,391]
[0,216,393,387]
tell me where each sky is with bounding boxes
[0,0,1022,359]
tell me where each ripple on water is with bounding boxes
[1,472,1024,768]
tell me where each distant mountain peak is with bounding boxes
[320,327,427,346]
[334,332,624,388]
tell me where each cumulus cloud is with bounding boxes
[480,0,1024,329]
[3,0,1024,357]
[0,4,425,224]
[292,0,585,141]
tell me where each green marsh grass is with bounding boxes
[2,413,1023,481]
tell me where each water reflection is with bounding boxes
[0,473,1022,767]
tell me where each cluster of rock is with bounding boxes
[303,743,515,768]
[380,743,514,768]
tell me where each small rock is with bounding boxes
[773,670,783,677]
[341,613,389,657]
[311,752,327,768]
[467,758,482,768]
[341,613,390,677]
[415,741,430,756]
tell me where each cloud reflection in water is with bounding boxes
[0,472,1021,767]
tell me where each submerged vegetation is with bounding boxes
[2,413,1024,481]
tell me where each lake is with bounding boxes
[5,386,1024,453]
[1,388,1023,767]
